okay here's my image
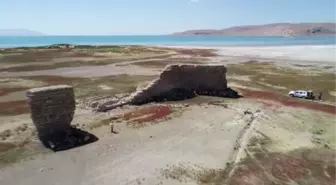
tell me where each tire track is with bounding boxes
[223,109,261,184]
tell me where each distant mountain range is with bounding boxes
[0,29,45,36]
[173,23,336,36]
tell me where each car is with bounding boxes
[288,90,315,99]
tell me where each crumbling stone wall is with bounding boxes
[97,64,238,112]
[128,64,229,104]
[26,85,75,139]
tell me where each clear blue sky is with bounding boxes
[1,0,335,35]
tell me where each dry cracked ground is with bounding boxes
[0,45,335,185]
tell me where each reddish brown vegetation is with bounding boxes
[230,151,336,185]
[175,49,218,57]
[1,50,96,63]
[0,143,16,152]
[0,100,28,116]
[123,105,172,123]
[0,77,77,116]
[239,88,336,115]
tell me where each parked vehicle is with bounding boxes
[288,90,315,99]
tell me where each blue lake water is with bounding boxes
[0,35,335,48]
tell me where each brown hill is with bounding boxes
[173,23,336,36]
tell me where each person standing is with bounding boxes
[318,92,322,101]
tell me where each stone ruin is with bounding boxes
[25,64,237,149]
[96,64,239,112]
[26,85,96,151]
[26,85,75,135]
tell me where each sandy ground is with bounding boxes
[167,45,336,74]
[164,45,336,63]
[0,90,25,102]
[1,97,334,185]
[0,64,160,78]
[0,103,250,185]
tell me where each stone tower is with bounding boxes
[26,85,76,146]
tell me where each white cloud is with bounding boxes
[190,0,199,3]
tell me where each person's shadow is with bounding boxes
[38,127,98,152]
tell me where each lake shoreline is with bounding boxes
[0,35,335,48]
